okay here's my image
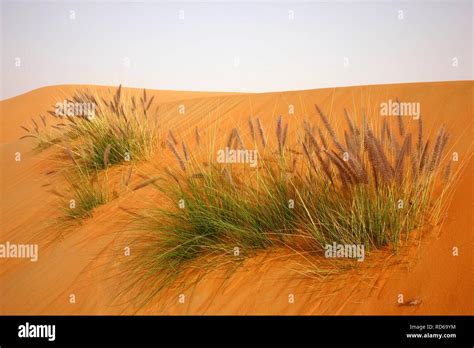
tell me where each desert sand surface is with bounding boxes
[0,81,472,315]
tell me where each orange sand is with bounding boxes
[0,81,472,314]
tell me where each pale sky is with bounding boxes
[1,0,472,99]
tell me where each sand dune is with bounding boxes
[0,81,472,314]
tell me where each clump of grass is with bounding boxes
[62,147,109,220]
[63,169,109,220]
[297,106,452,249]
[21,85,159,171]
[19,115,61,150]
[59,86,158,170]
[128,104,458,298]
[128,160,299,301]
[21,86,158,170]
[20,85,160,221]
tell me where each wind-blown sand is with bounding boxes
[0,81,472,314]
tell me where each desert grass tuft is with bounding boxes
[41,86,160,170]
[248,117,256,142]
[129,102,458,300]
[27,86,161,221]
[19,115,61,150]
[64,173,108,220]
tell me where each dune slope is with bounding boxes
[0,81,472,315]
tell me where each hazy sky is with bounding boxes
[1,0,472,99]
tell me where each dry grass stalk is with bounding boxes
[167,140,186,171]
[443,161,452,183]
[114,84,122,109]
[343,138,367,184]
[234,128,245,149]
[304,121,320,152]
[344,110,361,153]
[315,105,345,154]
[344,131,355,155]
[429,126,446,171]
[318,128,328,150]
[248,117,256,142]
[256,118,267,148]
[396,99,405,136]
[394,134,412,184]
[419,140,430,173]
[19,135,36,140]
[385,121,400,156]
[227,129,236,148]
[133,176,160,191]
[276,115,282,154]
[47,110,57,118]
[437,133,450,168]
[302,142,318,173]
[168,129,178,145]
[195,127,201,146]
[281,123,288,150]
[365,128,394,183]
[164,168,180,184]
[325,150,353,186]
[410,152,419,182]
[48,189,65,198]
[417,118,423,157]
[344,109,360,139]
[31,118,39,133]
[64,146,79,167]
[304,135,333,183]
[182,141,190,161]
[140,89,148,110]
[146,96,154,112]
